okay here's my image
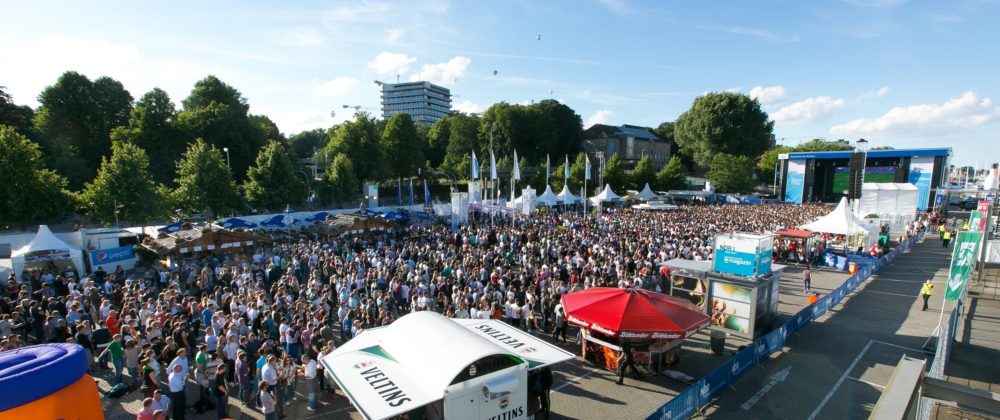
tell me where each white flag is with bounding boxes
[585,155,592,181]
[564,155,570,180]
[471,151,480,179]
[490,150,498,180]
[512,150,521,181]
[546,154,551,182]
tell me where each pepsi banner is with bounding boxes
[89,246,135,266]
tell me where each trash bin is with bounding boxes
[848,262,858,275]
[710,329,726,355]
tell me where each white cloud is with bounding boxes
[384,28,405,43]
[282,29,326,47]
[859,86,891,101]
[312,77,359,96]
[598,0,631,14]
[749,86,789,106]
[452,100,482,114]
[410,56,470,86]
[874,86,890,97]
[772,96,848,124]
[585,110,614,128]
[830,91,1000,136]
[368,52,416,75]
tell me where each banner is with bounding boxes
[908,156,935,210]
[713,233,773,278]
[784,159,805,204]
[89,246,135,266]
[945,231,984,301]
[968,210,985,232]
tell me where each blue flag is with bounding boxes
[424,179,431,204]
[471,151,480,179]
[408,178,414,206]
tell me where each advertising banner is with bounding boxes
[714,233,772,278]
[88,246,135,267]
[908,156,935,210]
[710,282,753,335]
[945,232,984,301]
[968,211,985,232]
[784,159,805,204]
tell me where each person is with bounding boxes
[136,397,155,420]
[259,381,277,420]
[168,363,187,420]
[98,333,125,385]
[616,342,639,385]
[140,357,159,398]
[301,353,318,411]
[553,307,567,343]
[803,267,812,293]
[236,351,253,405]
[214,363,229,419]
[942,229,952,247]
[920,279,934,311]
[150,390,170,418]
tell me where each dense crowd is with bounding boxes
[1,203,838,419]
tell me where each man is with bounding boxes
[300,353,318,411]
[920,279,934,311]
[803,267,812,293]
[214,363,229,419]
[942,229,953,248]
[168,363,187,420]
[260,355,282,418]
[150,389,171,417]
[615,342,639,385]
[98,333,125,385]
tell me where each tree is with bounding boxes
[439,114,482,179]
[249,114,285,143]
[549,161,567,193]
[630,155,657,191]
[319,153,358,208]
[527,100,583,162]
[380,113,424,179]
[0,126,72,229]
[0,87,36,138]
[326,112,383,183]
[793,139,852,152]
[111,88,188,185]
[707,153,755,194]
[603,154,627,192]
[172,139,241,216]
[674,92,774,167]
[656,156,687,191]
[568,152,589,194]
[34,71,134,189]
[79,141,160,226]
[653,121,675,145]
[177,75,265,181]
[756,146,794,183]
[287,128,329,160]
[426,117,452,168]
[244,140,307,211]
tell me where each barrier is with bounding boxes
[648,231,924,420]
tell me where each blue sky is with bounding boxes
[2,0,999,166]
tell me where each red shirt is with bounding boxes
[106,316,119,335]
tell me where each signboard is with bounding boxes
[784,159,805,204]
[908,156,935,210]
[945,231,984,301]
[710,282,754,335]
[89,246,135,266]
[714,233,773,278]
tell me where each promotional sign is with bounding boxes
[908,156,935,210]
[89,246,135,266]
[968,207,987,232]
[945,231,983,301]
[784,159,805,204]
[710,282,754,335]
[713,233,773,278]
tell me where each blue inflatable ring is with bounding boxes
[0,343,88,412]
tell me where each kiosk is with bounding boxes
[321,312,573,420]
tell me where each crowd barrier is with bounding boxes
[647,231,925,420]
[916,240,966,420]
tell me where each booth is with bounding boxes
[773,228,819,265]
[557,185,582,206]
[801,196,878,253]
[588,184,622,206]
[10,225,86,282]
[633,183,660,201]
[321,311,573,420]
[857,182,919,232]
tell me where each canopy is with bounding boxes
[259,214,300,228]
[589,184,621,204]
[557,184,581,205]
[304,212,330,223]
[634,183,659,201]
[775,228,816,239]
[858,182,918,220]
[561,287,711,340]
[800,197,876,235]
[11,225,85,280]
[219,218,257,229]
[536,185,561,206]
[320,311,572,420]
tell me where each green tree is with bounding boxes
[603,154,627,192]
[249,114,285,143]
[287,128,329,160]
[319,153,359,207]
[756,146,794,183]
[34,71,134,189]
[79,141,159,226]
[653,121,675,144]
[177,75,265,181]
[674,92,774,167]
[526,99,583,162]
[0,87,36,138]
[111,88,188,185]
[656,156,687,191]
[568,152,590,194]
[549,161,567,193]
[426,117,452,168]
[0,126,72,229]
[439,113,482,179]
[380,113,424,179]
[793,139,853,152]
[630,155,657,191]
[172,139,241,217]
[326,112,383,183]
[244,140,307,211]
[707,153,755,194]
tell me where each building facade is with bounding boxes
[380,81,452,126]
[582,124,671,170]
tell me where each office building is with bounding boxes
[380,81,452,126]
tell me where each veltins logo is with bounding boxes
[500,396,509,410]
[353,360,375,369]
[731,360,741,375]
[757,341,766,355]
[518,347,537,354]
[700,382,710,398]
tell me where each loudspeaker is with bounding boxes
[848,152,865,200]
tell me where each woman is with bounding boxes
[526,310,540,337]
[140,356,159,398]
[259,381,277,420]
[124,339,141,388]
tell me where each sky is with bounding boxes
[2,0,1000,166]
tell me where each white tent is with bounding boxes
[589,184,622,204]
[857,182,918,231]
[11,225,86,281]
[634,183,659,201]
[801,197,877,236]
[536,185,561,206]
[557,184,581,205]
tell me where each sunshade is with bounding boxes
[561,287,710,340]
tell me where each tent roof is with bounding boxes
[536,185,561,205]
[634,183,659,201]
[557,184,580,203]
[800,197,876,235]
[12,225,78,257]
[776,228,816,239]
[590,184,621,201]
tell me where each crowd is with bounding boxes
[1,203,839,419]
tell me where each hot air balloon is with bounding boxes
[493,70,498,76]
[330,110,336,118]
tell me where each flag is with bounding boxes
[490,150,498,180]
[471,151,480,179]
[585,155,592,181]
[546,154,551,182]
[946,231,984,300]
[397,178,403,204]
[564,155,570,180]
[408,179,414,206]
[424,179,431,204]
[512,150,521,181]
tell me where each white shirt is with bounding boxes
[261,363,278,386]
[167,356,189,373]
[168,371,187,392]
[304,360,317,379]
[151,394,170,413]
[224,341,238,360]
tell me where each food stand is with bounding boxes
[321,311,573,420]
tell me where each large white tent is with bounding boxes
[857,182,918,231]
[801,197,877,236]
[11,225,86,280]
[557,184,581,205]
[536,185,561,206]
[589,184,622,204]
[634,183,659,201]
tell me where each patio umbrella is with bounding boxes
[561,287,710,340]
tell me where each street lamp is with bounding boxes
[222,147,231,169]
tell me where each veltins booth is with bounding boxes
[321,311,573,420]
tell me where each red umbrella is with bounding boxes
[561,287,710,340]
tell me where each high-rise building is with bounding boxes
[380,81,451,126]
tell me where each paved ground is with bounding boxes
[699,235,954,420]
